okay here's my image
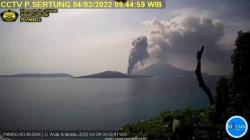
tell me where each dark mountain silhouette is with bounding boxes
[0,72,148,78]
[0,73,73,78]
[132,62,199,77]
[77,71,145,78]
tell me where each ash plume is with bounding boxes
[127,36,149,74]
[128,15,231,75]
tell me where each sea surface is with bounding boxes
[0,77,219,130]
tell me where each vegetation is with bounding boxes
[120,31,250,139]
[121,108,211,140]
[212,31,250,139]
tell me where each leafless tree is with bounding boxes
[195,46,214,105]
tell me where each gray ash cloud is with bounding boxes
[128,15,232,74]
[127,36,149,74]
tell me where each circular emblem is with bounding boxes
[226,115,248,138]
[1,10,18,22]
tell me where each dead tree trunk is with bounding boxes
[195,46,214,105]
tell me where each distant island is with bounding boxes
[132,62,195,77]
[0,73,73,78]
[76,71,147,78]
[0,71,149,78]
[0,68,210,78]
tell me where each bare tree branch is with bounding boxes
[195,46,214,105]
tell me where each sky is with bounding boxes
[0,0,249,76]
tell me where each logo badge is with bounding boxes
[226,115,248,138]
[1,10,18,22]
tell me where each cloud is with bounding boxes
[130,15,232,74]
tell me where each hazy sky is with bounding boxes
[0,0,249,76]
